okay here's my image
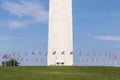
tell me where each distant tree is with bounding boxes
[2,59,19,66]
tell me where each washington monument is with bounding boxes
[48,0,73,66]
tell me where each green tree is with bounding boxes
[2,59,19,66]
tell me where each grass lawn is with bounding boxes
[0,66,120,80]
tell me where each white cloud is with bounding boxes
[1,0,48,29]
[79,12,120,17]
[88,34,120,41]
[96,36,120,41]
[9,20,26,29]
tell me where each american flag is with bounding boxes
[70,51,73,55]
[93,52,96,56]
[25,52,28,56]
[32,51,35,55]
[45,51,48,56]
[39,51,42,56]
[61,51,65,55]
[12,52,15,57]
[112,55,117,60]
[52,51,56,55]
[3,54,8,59]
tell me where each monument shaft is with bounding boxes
[48,0,73,65]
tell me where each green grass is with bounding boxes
[0,66,120,80]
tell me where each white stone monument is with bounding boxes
[48,0,73,66]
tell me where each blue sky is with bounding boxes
[0,0,120,66]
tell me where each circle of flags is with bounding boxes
[1,51,119,66]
